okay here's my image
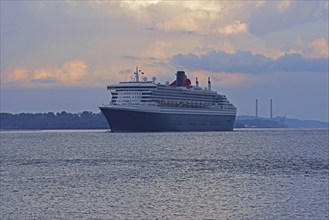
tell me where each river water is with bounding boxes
[0,129,328,219]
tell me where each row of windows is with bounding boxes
[151,93,218,102]
[155,88,217,97]
[152,90,217,97]
[112,93,221,103]
[112,95,230,105]
[111,91,153,95]
[108,86,156,90]
[152,94,217,101]
[152,97,215,103]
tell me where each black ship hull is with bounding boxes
[99,106,236,132]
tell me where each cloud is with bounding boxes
[4,60,87,87]
[276,0,292,13]
[171,50,328,74]
[217,20,248,35]
[172,50,271,74]
[156,10,218,33]
[2,1,328,88]
[293,38,304,47]
[273,53,327,72]
[290,37,328,58]
[249,1,328,36]
[119,0,161,10]
[308,38,329,58]
[188,70,249,87]
[142,34,202,60]
[58,60,87,83]
[113,1,248,35]
[4,67,30,82]
[144,41,172,59]
[32,69,57,82]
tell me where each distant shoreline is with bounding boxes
[1,112,328,130]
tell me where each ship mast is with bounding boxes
[208,77,211,91]
[135,66,139,82]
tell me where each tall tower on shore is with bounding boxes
[270,99,273,119]
[256,99,258,118]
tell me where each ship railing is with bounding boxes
[105,101,158,107]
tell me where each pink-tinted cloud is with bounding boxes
[276,0,292,13]
[4,67,30,82]
[308,38,329,58]
[217,20,248,35]
[4,60,87,87]
[156,10,218,33]
[58,60,87,83]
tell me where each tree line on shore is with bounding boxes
[0,111,109,129]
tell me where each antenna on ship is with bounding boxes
[208,77,211,91]
[135,66,139,82]
[196,77,199,88]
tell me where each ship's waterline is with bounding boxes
[100,67,237,132]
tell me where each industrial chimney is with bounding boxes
[256,99,258,118]
[270,99,273,119]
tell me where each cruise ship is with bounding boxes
[99,67,237,132]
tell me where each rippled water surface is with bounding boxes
[1,129,328,219]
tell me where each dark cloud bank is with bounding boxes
[171,50,328,74]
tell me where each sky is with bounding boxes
[1,0,328,121]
